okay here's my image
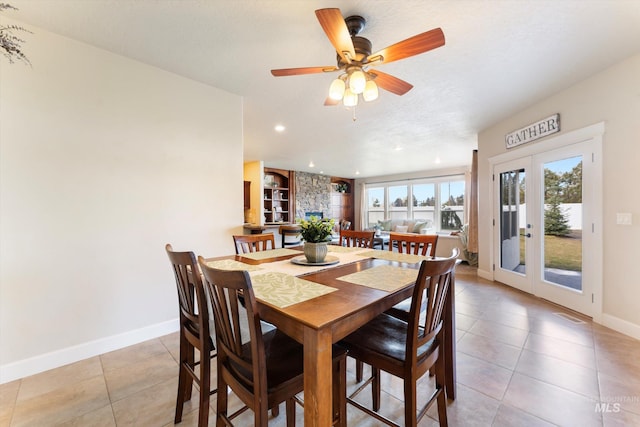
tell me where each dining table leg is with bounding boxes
[303,326,333,426]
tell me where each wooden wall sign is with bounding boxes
[505,114,560,149]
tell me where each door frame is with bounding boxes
[488,122,603,322]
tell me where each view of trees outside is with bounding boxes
[543,159,582,235]
[412,183,435,207]
[543,156,583,283]
[367,187,385,225]
[440,181,465,230]
[365,179,465,229]
[412,183,435,222]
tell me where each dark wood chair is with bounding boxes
[339,219,352,231]
[389,232,439,256]
[197,258,347,427]
[340,250,459,427]
[339,229,375,248]
[233,233,276,254]
[165,244,216,427]
[278,224,301,248]
[385,233,440,322]
[355,234,441,381]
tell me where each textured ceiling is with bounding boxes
[4,0,640,178]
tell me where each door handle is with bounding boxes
[525,233,532,238]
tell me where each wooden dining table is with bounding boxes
[205,247,457,426]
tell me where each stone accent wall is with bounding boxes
[295,172,331,220]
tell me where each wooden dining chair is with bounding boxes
[165,244,216,427]
[197,258,347,427]
[354,234,441,382]
[340,250,459,427]
[278,224,301,248]
[339,229,375,248]
[389,232,439,256]
[233,233,276,254]
[339,219,352,231]
[385,233,440,322]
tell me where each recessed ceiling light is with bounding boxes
[309,161,315,167]
[434,156,441,164]
[274,124,286,132]
[355,170,360,175]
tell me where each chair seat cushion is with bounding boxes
[231,330,346,392]
[340,313,436,369]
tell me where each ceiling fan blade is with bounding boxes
[368,70,413,95]
[367,28,445,65]
[324,97,340,106]
[315,8,356,64]
[271,66,338,77]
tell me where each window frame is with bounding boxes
[364,175,466,231]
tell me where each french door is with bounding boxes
[492,130,602,317]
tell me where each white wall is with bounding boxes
[478,54,640,337]
[0,19,244,382]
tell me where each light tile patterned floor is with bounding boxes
[2,266,640,426]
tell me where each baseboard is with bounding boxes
[601,313,640,341]
[0,318,179,384]
[477,268,493,281]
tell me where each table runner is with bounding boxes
[327,245,369,254]
[250,272,337,308]
[337,265,419,292]
[252,249,368,276]
[205,259,263,272]
[356,250,429,264]
[238,248,301,261]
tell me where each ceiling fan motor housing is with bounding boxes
[337,15,372,67]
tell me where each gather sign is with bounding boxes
[505,114,560,149]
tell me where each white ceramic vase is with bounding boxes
[304,242,328,263]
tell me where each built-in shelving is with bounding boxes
[263,168,295,224]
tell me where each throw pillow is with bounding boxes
[394,225,409,233]
[412,221,426,233]
[378,219,392,231]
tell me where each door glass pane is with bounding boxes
[500,169,526,274]
[543,156,583,290]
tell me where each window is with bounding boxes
[367,187,385,226]
[412,183,435,223]
[387,185,408,220]
[364,177,465,231]
[440,180,465,230]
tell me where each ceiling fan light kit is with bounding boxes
[271,8,445,112]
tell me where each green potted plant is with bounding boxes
[297,216,335,263]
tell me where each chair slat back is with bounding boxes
[408,249,459,356]
[165,244,210,347]
[389,233,439,256]
[339,230,375,248]
[198,259,267,396]
[233,234,275,254]
[279,225,301,248]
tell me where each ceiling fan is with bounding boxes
[271,8,445,107]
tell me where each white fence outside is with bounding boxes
[518,203,583,230]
